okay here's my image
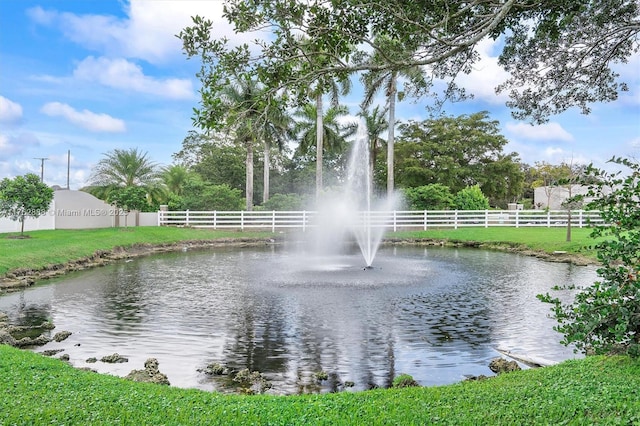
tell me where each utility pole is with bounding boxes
[66,150,71,189]
[33,157,48,182]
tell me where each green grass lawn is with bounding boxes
[389,227,598,256]
[0,227,274,276]
[1,346,638,425]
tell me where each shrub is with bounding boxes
[261,193,306,211]
[401,184,454,210]
[538,157,640,357]
[454,185,490,210]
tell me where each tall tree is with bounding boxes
[256,96,292,203]
[219,76,265,211]
[309,73,351,200]
[358,105,388,196]
[394,112,523,203]
[361,36,427,197]
[293,103,356,187]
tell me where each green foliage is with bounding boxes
[401,184,453,210]
[392,374,419,388]
[395,112,524,202]
[538,157,640,357]
[0,173,54,236]
[107,186,150,213]
[182,182,244,211]
[454,185,490,210]
[261,193,306,211]
[89,148,160,188]
[2,346,640,424]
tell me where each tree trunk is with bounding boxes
[263,142,270,204]
[315,93,324,201]
[387,74,397,198]
[20,215,25,236]
[246,139,254,211]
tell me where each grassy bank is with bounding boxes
[0,227,274,276]
[1,345,638,425]
[1,226,597,278]
[390,227,596,256]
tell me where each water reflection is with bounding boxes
[0,245,597,394]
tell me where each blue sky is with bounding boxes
[1,0,639,190]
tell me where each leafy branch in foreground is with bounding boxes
[538,157,640,357]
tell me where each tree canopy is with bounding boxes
[394,112,524,206]
[178,0,639,123]
[0,174,54,236]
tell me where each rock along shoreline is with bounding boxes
[0,236,598,293]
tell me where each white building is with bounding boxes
[533,185,593,210]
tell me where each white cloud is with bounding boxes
[452,37,511,104]
[629,136,640,152]
[0,96,23,123]
[41,102,126,133]
[73,56,194,99]
[0,132,40,156]
[505,122,574,142]
[27,1,254,64]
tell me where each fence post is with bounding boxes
[454,210,458,230]
[547,210,551,228]
[579,210,583,228]
[186,210,190,227]
[241,210,245,231]
[393,210,397,232]
[302,211,306,232]
[485,210,489,228]
[424,210,427,231]
[515,210,519,228]
[272,210,276,233]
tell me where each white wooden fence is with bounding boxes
[158,209,603,232]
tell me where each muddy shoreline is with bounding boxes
[0,237,598,293]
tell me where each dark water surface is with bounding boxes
[0,245,597,394]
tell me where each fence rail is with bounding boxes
[158,209,603,231]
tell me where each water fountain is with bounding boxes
[308,121,396,268]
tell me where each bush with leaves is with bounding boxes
[538,157,640,357]
[0,173,54,236]
[454,185,490,210]
[402,184,454,210]
[260,193,307,211]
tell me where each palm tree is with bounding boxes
[361,37,426,198]
[87,148,163,205]
[220,76,264,210]
[161,165,190,196]
[309,75,351,200]
[255,96,293,203]
[358,105,389,195]
[294,103,356,186]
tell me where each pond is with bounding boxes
[0,244,597,394]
